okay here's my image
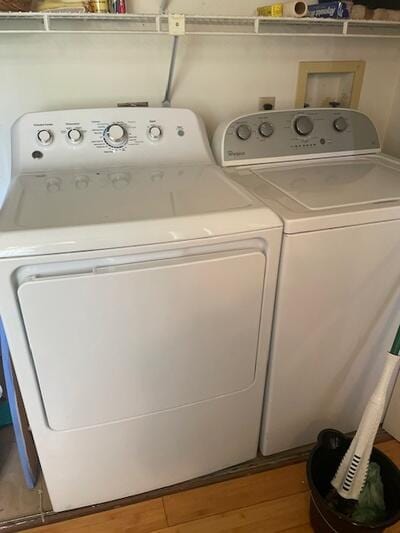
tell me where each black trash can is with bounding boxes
[307,429,400,532]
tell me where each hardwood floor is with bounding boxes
[22,439,400,533]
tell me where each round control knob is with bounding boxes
[46,177,61,193]
[37,129,53,146]
[294,116,314,137]
[104,124,128,148]
[333,117,348,133]
[68,128,83,144]
[236,124,252,141]
[148,125,163,141]
[75,176,89,190]
[259,122,274,138]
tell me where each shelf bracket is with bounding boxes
[43,13,50,32]
[168,13,185,35]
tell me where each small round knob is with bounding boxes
[68,128,83,144]
[46,177,61,193]
[104,124,128,148]
[294,116,314,136]
[148,125,163,141]
[37,129,53,146]
[259,122,274,138]
[333,117,348,133]
[75,176,89,190]
[236,124,252,141]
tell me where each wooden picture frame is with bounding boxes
[295,60,366,109]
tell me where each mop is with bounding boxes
[330,323,400,521]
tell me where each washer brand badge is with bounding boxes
[228,150,245,157]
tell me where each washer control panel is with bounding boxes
[212,109,380,166]
[12,107,213,175]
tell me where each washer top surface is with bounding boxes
[228,155,400,234]
[254,156,400,210]
[0,108,281,257]
[1,165,252,231]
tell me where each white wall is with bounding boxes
[383,72,400,157]
[0,0,400,200]
[132,0,287,15]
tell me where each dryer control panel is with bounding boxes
[12,107,214,176]
[212,108,380,167]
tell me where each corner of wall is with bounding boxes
[382,63,400,157]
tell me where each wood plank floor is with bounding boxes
[22,439,400,533]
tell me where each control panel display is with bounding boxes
[12,107,212,176]
[213,109,380,167]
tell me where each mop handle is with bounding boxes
[390,324,400,356]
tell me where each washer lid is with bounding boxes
[228,155,400,234]
[0,164,281,257]
[256,158,400,210]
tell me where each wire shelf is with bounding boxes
[0,12,399,37]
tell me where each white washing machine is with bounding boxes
[213,108,400,456]
[0,107,282,511]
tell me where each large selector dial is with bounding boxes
[294,115,314,136]
[104,123,128,148]
[236,124,252,141]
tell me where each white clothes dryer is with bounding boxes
[213,108,400,456]
[0,107,282,511]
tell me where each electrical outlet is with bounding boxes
[259,97,276,111]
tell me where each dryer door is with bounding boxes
[18,249,265,431]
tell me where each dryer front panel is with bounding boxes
[18,249,265,431]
